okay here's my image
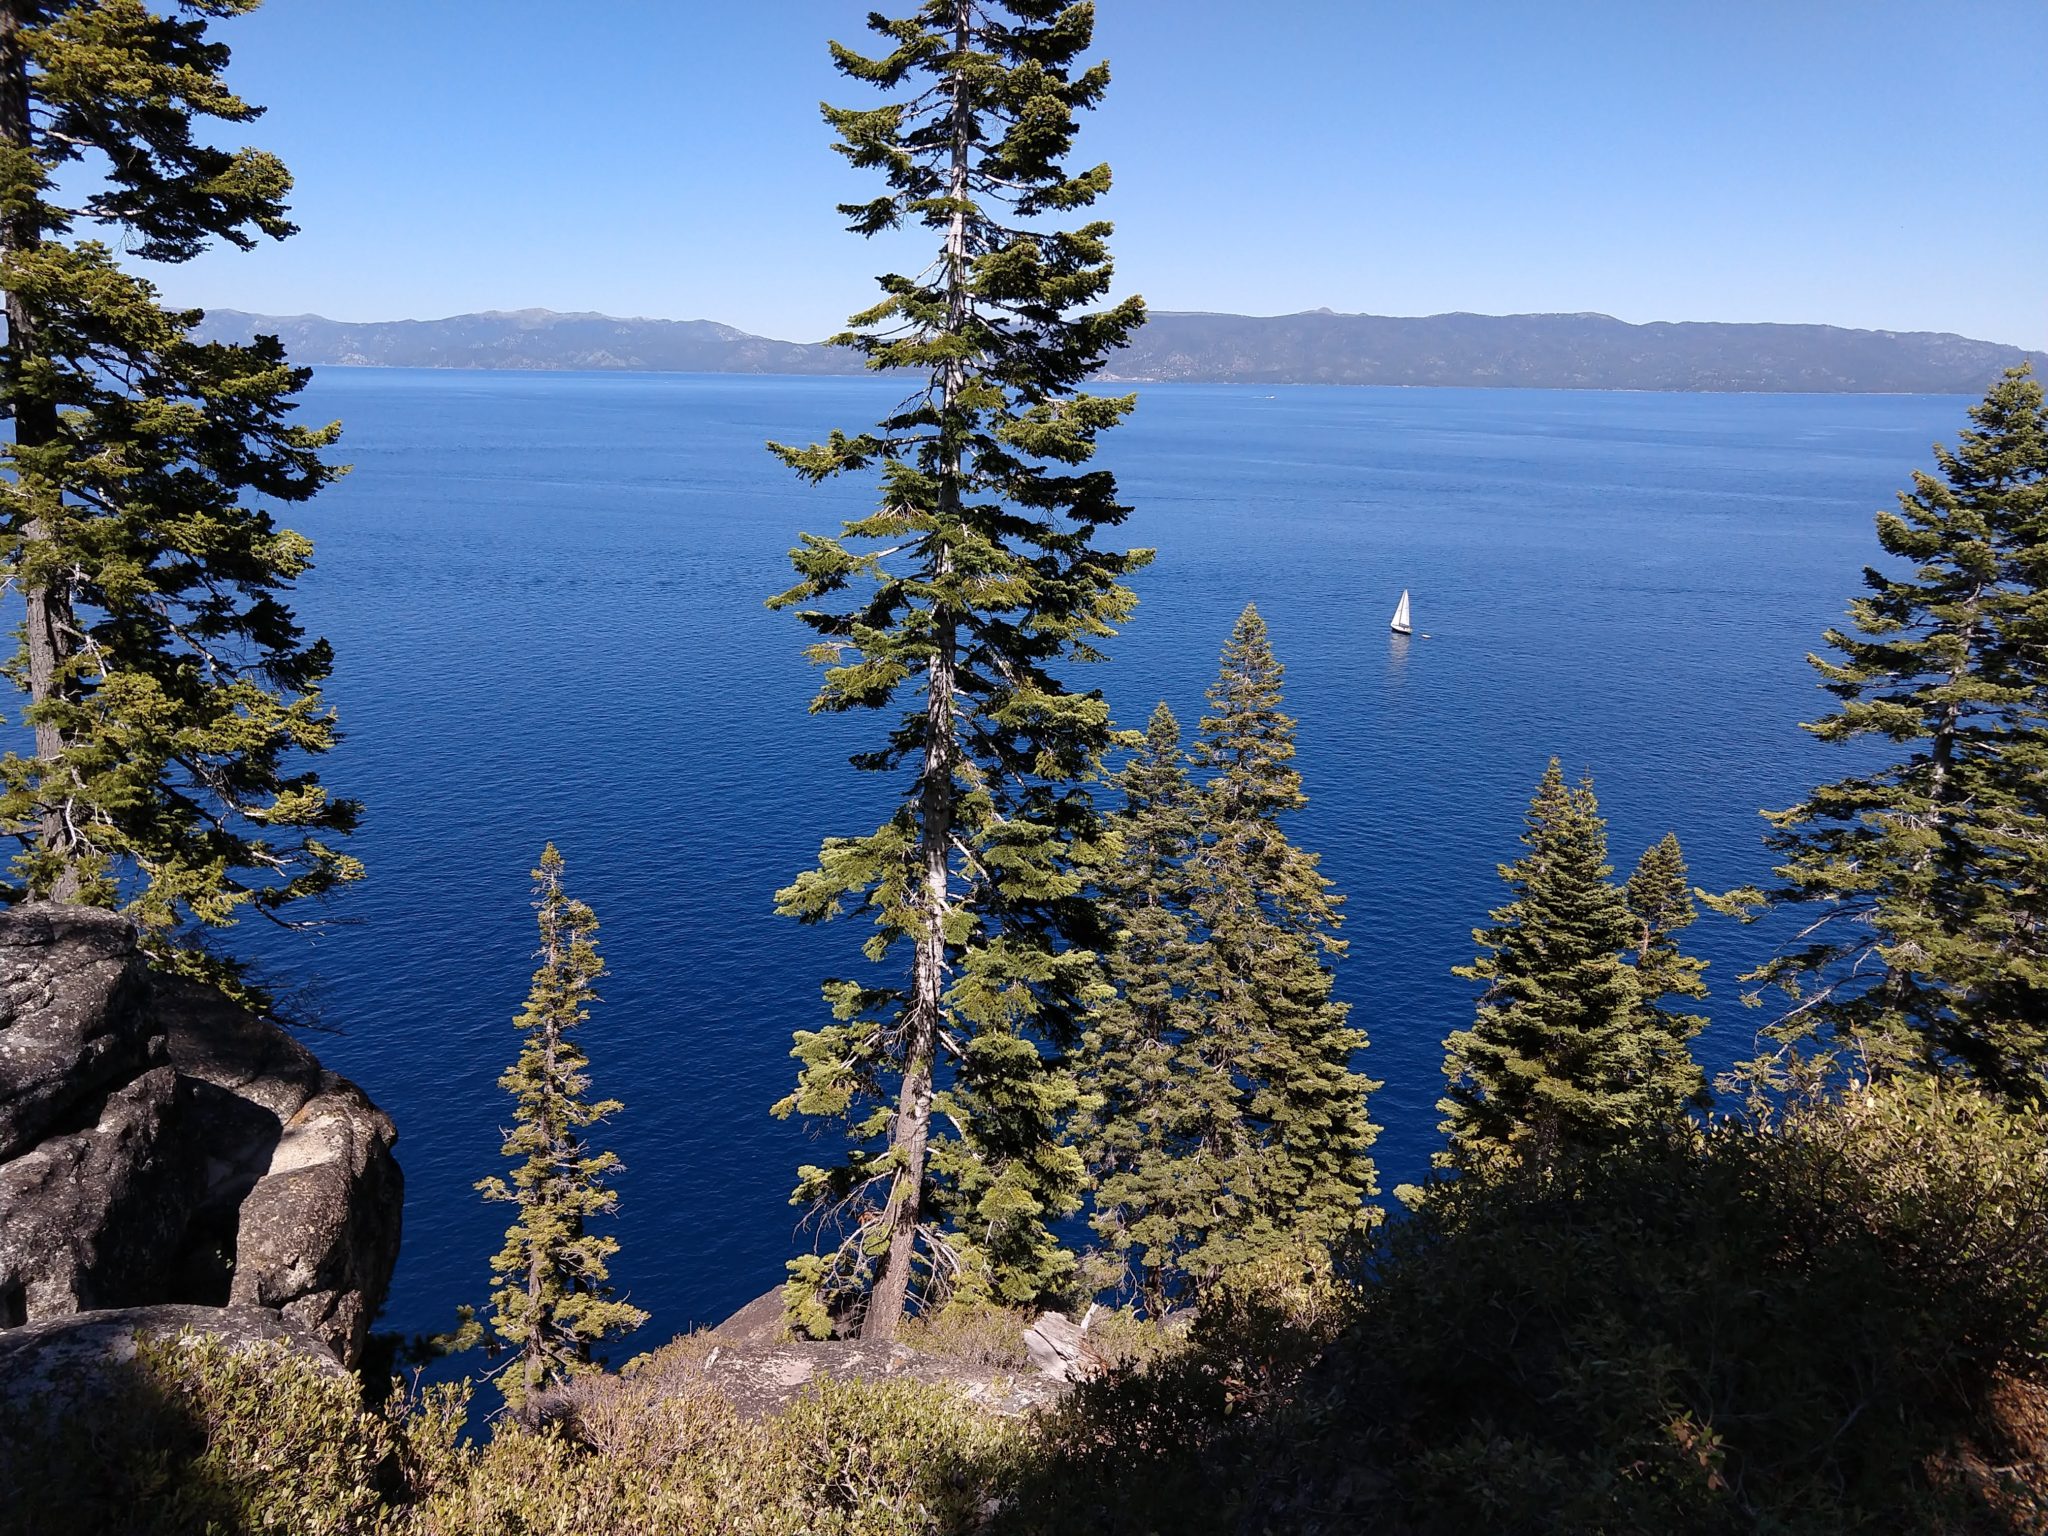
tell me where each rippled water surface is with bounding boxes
[234,370,1967,1347]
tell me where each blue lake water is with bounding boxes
[227,370,1967,1350]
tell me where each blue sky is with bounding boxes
[149,1,2048,347]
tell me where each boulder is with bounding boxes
[0,1304,345,1416]
[535,1325,1069,1431]
[0,906,401,1367]
[154,971,323,1119]
[0,1067,197,1325]
[0,905,155,1161]
[712,1284,797,1348]
[228,1082,403,1361]
[156,975,404,1365]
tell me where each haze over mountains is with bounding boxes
[195,306,2047,395]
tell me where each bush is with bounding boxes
[901,1299,1033,1371]
[12,1082,2044,1534]
[411,1377,1008,1536]
[0,1332,398,1536]
[1244,1081,2048,1534]
[987,1289,1345,1534]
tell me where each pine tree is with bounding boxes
[476,846,645,1404]
[766,0,1146,1341]
[0,1,357,1004]
[1180,605,1380,1286]
[1075,701,1235,1316]
[1623,832,1711,1120]
[1441,761,1650,1173]
[1727,367,2048,1103]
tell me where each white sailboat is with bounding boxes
[1389,589,1412,635]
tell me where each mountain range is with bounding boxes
[193,306,2046,395]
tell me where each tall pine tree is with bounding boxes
[1441,761,1652,1173]
[0,1,356,1004]
[1727,367,2048,1103]
[1181,604,1379,1286]
[1623,832,1711,1121]
[1075,701,1235,1316]
[476,846,645,1404]
[767,0,1146,1340]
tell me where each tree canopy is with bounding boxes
[766,0,1147,1340]
[0,0,356,1006]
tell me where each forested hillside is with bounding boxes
[195,305,2047,394]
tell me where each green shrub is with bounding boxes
[409,1375,1009,1536]
[1246,1081,2048,1534]
[11,1082,2044,1534]
[900,1299,1033,1371]
[0,1331,397,1536]
[983,1082,2048,1534]
[987,1290,1344,1535]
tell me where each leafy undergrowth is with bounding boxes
[997,1082,2048,1536]
[5,1083,2045,1535]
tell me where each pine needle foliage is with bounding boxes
[1441,761,1707,1173]
[1720,366,2048,1104]
[0,0,356,1006]
[1182,605,1380,1284]
[1623,831,1712,1121]
[765,0,1146,1340]
[1080,619,1385,1310]
[477,845,646,1404]
[1075,701,1236,1316]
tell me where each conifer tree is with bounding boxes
[1181,605,1379,1284]
[1726,367,2048,1103]
[1623,832,1711,1120]
[766,0,1146,1340]
[1441,761,1650,1173]
[0,1,356,1003]
[477,846,645,1403]
[1076,702,1235,1316]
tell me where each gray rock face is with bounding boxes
[0,1303,346,1425]
[0,906,155,1161]
[228,1081,403,1355]
[0,1067,196,1324]
[0,907,400,1366]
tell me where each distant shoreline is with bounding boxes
[291,361,1983,400]
[196,305,2045,397]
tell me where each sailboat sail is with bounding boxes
[1390,589,1412,634]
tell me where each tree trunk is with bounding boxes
[0,9,80,900]
[523,1236,545,1399]
[861,0,973,1344]
[534,919,565,1384]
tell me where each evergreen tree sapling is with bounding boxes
[1722,367,2048,1103]
[1440,761,1653,1173]
[0,0,356,1002]
[477,846,645,1403]
[1182,605,1379,1287]
[766,1,1146,1340]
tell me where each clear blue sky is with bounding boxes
[150,0,2048,348]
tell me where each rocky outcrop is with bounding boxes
[531,1299,1070,1432]
[0,905,156,1161]
[546,1285,1092,1426]
[0,907,400,1366]
[0,1303,346,1416]
[0,1066,196,1322]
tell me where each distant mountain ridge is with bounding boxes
[195,306,2047,395]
